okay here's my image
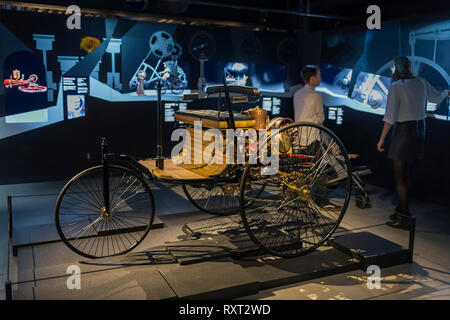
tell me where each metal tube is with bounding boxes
[5,280,12,300]
[221,72,236,130]
[156,81,164,169]
[6,225,12,300]
[7,196,12,239]
[408,216,416,264]
[101,138,110,213]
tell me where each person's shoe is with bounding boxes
[386,217,411,230]
[389,212,397,221]
[389,206,411,221]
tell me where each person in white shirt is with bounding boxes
[293,65,357,209]
[377,56,449,229]
[294,66,324,125]
[294,65,358,156]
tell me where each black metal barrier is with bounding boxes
[396,212,417,264]
[5,196,13,300]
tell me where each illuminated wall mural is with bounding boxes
[1,10,449,142]
[320,19,450,121]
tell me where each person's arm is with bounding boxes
[377,122,393,152]
[378,83,399,152]
[314,93,325,124]
[423,79,450,104]
[293,91,301,122]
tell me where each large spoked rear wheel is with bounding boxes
[55,165,155,259]
[240,122,352,258]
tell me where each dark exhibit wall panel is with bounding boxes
[0,96,296,185]
[0,97,158,184]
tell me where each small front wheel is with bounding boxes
[55,165,155,259]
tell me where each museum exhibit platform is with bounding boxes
[4,185,415,300]
[7,193,165,257]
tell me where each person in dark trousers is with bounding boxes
[377,56,449,229]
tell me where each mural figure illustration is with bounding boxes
[67,95,85,119]
[136,69,146,96]
[158,59,187,94]
[129,30,186,95]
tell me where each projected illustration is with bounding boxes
[319,64,353,95]
[62,76,88,120]
[136,70,146,96]
[2,13,449,143]
[67,95,86,119]
[376,20,450,120]
[351,72,390,109]
[189,30,216,98]
[225,62,249,85]
[159,59,187,94]
[206,62,286,92]
[128,31,187,96]
[317,64,391,114]
[4,70,47,93]
[3,50,48,118]
[251,63,286,92]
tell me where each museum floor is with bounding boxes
[0,180,448,300]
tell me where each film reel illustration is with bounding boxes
[129,31,186,94]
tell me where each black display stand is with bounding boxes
[8,211,417,300]
[329,214,416,267]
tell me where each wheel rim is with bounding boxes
[183,181,241,215]
[55,165,154,259]
[183,175,266,216]
[240,123,352,257]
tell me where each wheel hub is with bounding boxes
[223,184,239,196]
[279,171,311,201]
[100,206,113,220]
[298,186,311,201]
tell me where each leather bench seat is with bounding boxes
[174,109,255,129]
